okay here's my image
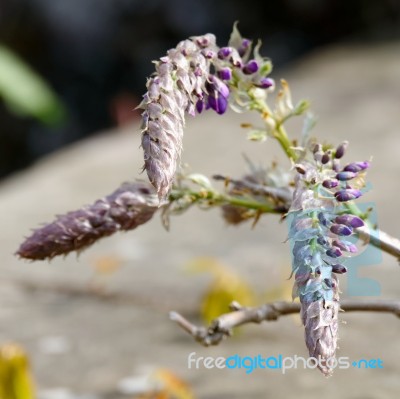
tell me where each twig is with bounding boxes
[170,299,400,346]
[212,174,293,204]
[356,226,400,261]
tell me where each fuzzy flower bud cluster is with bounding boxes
[289,141,369,375]
[140,24,275,199]
[17,182,158,261]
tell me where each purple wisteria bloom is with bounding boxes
[335,189,362,202]
[344,161,370,172]
[140,24,276,198]
[243,59,259,74]
[289,140,370,376]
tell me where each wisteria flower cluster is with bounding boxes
[140,23,274,199]
[289,142,369,375]
[16,24,399,377]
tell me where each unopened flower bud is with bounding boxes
[256,77,275,89]
[333,240,357,253]
[17,182,158,260]
[334,189,362,202]
[218,67,232,81]
[344,161,370,173]
[330,224,353,236]
[238,38,251,56]
[216,47,229,59]
[322,179,339,189]
[336,171,357,181]
[196,99,205,113]
[321,152,330,164]
[326,247,342,258]
[332,264,347,274]
[243,59,259,74]
[334,215,364,228]
[335,141,348,159]
[295,164,307,174]
[208,94,228,115]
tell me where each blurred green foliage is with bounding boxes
[0,45,65,125]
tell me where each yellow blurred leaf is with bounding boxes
[186,258,256,324]
[0,344,36,399]
[136,369,195,399]
[185,257,223,276]
[90,255,122,275]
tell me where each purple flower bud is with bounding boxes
[333,240,358,253]
[322,179,339,189]
[334,189,362,202]
[218,47,232,59]
[330,223,353,236]
[256,77,274,89]
[206,77,230,99]
[209,76,230,98]
[243,59,259,74]
[217,67,232,81]
[334,215,364,228]
[238,39,251,56]
[336,171,357,181]
[208,94,228,115]
[335,141,348,159]
[321,153,330,164]
[195,36,211,48]
[326,247,343,258]
[344,161,370,173]
[355,161,370,170]
[202,50,215,59]
[196,99,204,114]
[332,264,347,274]
[295,164,306,174]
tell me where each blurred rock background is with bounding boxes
[0,1,400,398]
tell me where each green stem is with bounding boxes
[225,195,278,213]
[252,98,297,161]
[169,189,279,214]
[274,124,298,161]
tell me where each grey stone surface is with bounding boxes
[1,42,400,398]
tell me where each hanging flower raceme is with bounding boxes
[140,24,275,200]
[16,182,159,261]
[288,141,370,376]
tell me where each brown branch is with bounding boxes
[212,174,293,204]
[356,226,400,261]
[170,299,400,346]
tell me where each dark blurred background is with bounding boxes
[1,0,400,180]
